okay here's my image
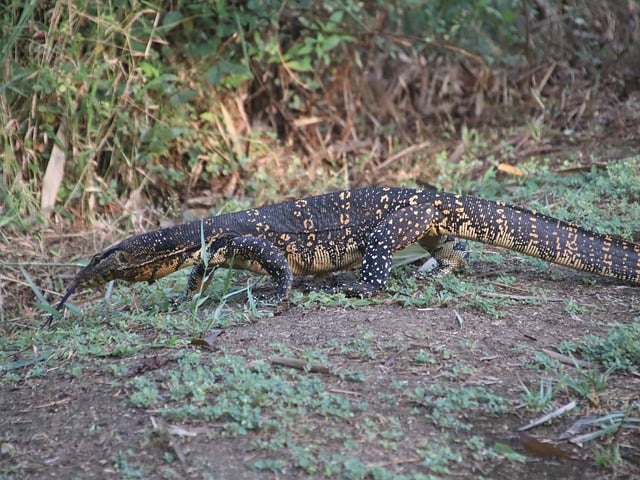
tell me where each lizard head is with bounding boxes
[46,243,156,327]
[45,223,219,327]
[70,244,138,287]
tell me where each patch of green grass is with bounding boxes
[413,349,437,365]
[557,366,613,406]
[387,260,518,317]
[112,449,148,479]
[464,435,527,463]
[135,351,361,434]
[439,363,476,380]
[564,298,588,316]
[531,344,617,407]
[559,320,640,373]
[0,314,147,381]
[129,376,160,409]
[409,383,510,431]
[291,288,385,309]
[415,437,463,475]
[594,443,623,471]
[252,458,287,474]
[518,378,555,411]
[387,274,438,309]
[327,325,379,360]
[123,346,488,478]
[253,433,466,480]
[532,351,562,371]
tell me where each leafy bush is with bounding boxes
[0,0,632,224]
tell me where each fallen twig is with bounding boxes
[518,400,577,431]
[270,356,330,374]
[541,348,591,368]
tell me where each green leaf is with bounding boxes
[493,443,527,463]
[285,58,313,72]
[162,10,184,27]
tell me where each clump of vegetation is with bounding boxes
[2,0,637,224]
[559,320,640,373]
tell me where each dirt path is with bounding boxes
[2,261,639,479]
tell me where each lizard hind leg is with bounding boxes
[417,235,469,278]
[340,205,437,297]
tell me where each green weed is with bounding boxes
[327,326,378,360]
[557,366,613,406]
[560,321,640,373]
[594,443,623,471]
[413,350,437,365]
[410,383,509,431]
[138,351,359,433]
[129,376,160,409]
[415,438,463,475]
[532,351,562,371]
[564,298,588,316]
[112,449,148,479]
[519,378,555,411]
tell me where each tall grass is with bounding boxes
[0,0,635,227]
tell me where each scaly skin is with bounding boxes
[46,187,640,326]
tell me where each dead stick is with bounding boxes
[270,356,330,374]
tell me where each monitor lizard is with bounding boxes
[47,187,640,324]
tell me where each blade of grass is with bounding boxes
[0,0,39,63]
[19,266,48,305]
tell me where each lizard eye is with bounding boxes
[87,252,104,267]
[112,249,127,264]
[88,247,127,268]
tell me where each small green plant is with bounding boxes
[290,444,320,474]
[129,376,160,408]
[466,435,504,461]
[557,366,612,406]
[519,378,555,411]
[328,326,378,360]
[253,458,287,473]
[413,350,437,365]
[594,443,623,470]
[410,383,509,430]
[415,438,463,475]
[564,298,587,316]
[570,321,640,373]
[532,351,562,371]
[141,351,359,435]
[112,449,147,479]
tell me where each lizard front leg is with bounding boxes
[178,236,293,304]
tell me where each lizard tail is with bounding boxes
[442,194,640,285]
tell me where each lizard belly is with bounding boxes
[287,242,363,275]
[220,247,363,276]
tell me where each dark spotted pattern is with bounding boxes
[52,187,640,317]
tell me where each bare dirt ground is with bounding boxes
[2,252,639,479]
